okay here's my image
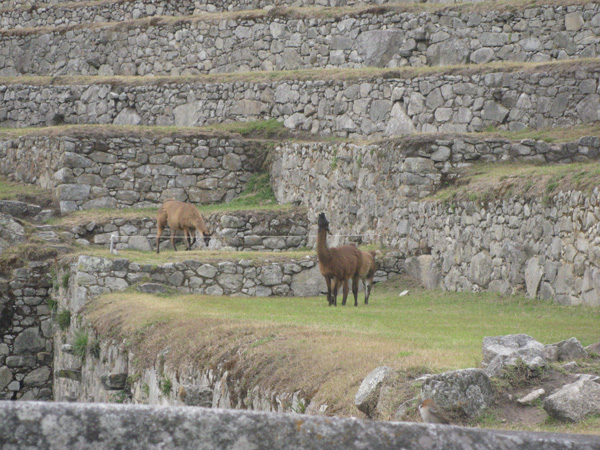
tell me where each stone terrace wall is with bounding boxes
[0,261,54,401]
[0,133,268,213]
[400,192,600,306]
[271,134,600,238]
[271,135,600,306]
[2,402,600,450]
[69,209,310,252]
[54,311,310,411]
[1,63,599,137]
[1,5,599,76]
[68,253,401,299]
[0,0,485,28]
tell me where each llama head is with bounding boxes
[203,232,212,247]
[317,213,330,232]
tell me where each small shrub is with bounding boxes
[160,376,172,397]
[56,310,71,331]
[500,359,545,388]
[291,399,307,414]
[142,383,150,397]
[89,339,101,359]
[47,296,58,312]
[72,329,89,359]
[61,272,70,289]
[110,391,127,404]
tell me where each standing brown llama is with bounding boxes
[156,199,211,254]
[316,213,363,306]
[357,249,377,304]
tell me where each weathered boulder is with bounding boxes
[354,366,393,417]
[420,369,494,419]
[482,334,548,377]
[543,377,600,422]
[585,341,600,355]
[0,212,25,255]
[101,373,128,390]
[546,337,588,362]
[0,200,42,219]
[179,384,213,407]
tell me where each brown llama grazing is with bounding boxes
[356,250,377,305]
[316,213,363,307]
[156,199,211,254]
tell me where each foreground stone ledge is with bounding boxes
[0,401,599,450]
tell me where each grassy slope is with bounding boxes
[430,160,600,204]
[87,276,600,433]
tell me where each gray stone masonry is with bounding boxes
[1,402,599,450]
[1,62,599,137]
[69,209,310,252]
[0,133,268,213]
[270,134,600,307]
[2,3,599,76]
[0,261,54,401]
[0,0,488,28]
[66,253,401,303]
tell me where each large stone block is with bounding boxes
[544,377,600,422]
[420,368,494,418]
[13,328,46,354]
[354,366,393,417]
[1,401,599,449]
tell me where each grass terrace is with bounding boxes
[430,160,600,205]
[87,275,600,434]
[1,58,599,86]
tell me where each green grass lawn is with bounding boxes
[88,276,600,430]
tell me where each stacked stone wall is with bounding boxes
[0,262,54,401]
[69,253,401,300]
[272,134,600,233]
[0,133,268,212]
[0,0,488,28]
[1,5,599,77]
[1,63,599,137]
[69,209,310,252]
[271,134,600,306]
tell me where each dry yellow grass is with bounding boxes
[1,59,599,86]
[86,275,600,422]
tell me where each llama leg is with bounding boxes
[352,275,359,307]
[341,279,349,306]
[332,278,341,307]
[325,276,333,306]
[184,228,192,251]
[171,231,177,252]
[156,223,164,254]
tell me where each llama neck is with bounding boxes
[195,217,207,233]
[317,227,331,262]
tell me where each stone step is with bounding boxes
[0,3,598,77]
[1,59,599,136]
[0,0,488,28]
[64,207,311,253]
